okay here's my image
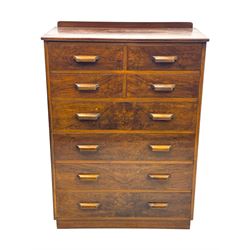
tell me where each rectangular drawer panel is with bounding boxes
[54,133,195,161]
[127,72,199,98]
[48,42,124,70]
[52,101,197,131]
[50,74,123,98]
[56,191,191,219]
[127,44,202,70]
[55,163,193,191]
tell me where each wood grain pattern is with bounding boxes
[57,218,190,229]
[52,101,197,131]
[56,191,191,219]
[42,21,208,229]
[127,44,202,70]
[191,44,207,219]
[58,21,193,28]
[55,163,193,190]
[127,72,199,98]
[50,73,123,98]
[53,133,195,161]
[47,42,124,70]
[42,22,208,43]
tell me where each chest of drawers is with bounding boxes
[42,21,208,229]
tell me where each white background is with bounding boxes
[1,0,250,249]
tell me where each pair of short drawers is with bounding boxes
[48,42,202,223]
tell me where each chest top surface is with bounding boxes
[41,21,209,42]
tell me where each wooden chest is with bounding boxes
[42,21,208,229]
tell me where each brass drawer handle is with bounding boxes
[77,145,99,152]
[73,55,99,63]
[150,113,174,121]
[75,83,99,91]
[148,174,171,180]
[76,113,100,121]
[77,173,100,180]
[152,55,177,63]
[151,83,175,92]
[149,145,172,152]
[79,202,100,209]
[148,202,168,209]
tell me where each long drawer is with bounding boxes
[47,42,124,71]
[54,133,195,161]
[127,44,202,70]
[50,73,124,98]
[55,163,193,190]
[52,101,197,131]
[56,191,191,219]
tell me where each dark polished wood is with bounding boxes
[53,133,195,161]
[52,101,197,131]
[58,21,194,29]
[55,163,193,190]
[50,73,123,98]
[127,44,202,70]
[47,42,124,70]
[127,72,199,98]
[42,22,208,43]
[42,21,208,229]
[56,191,191,219]
[57,218,190,229]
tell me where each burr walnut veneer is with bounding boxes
[42,21,208,229]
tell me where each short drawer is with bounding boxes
[127,72,199,98]
[50,73,123,98]
[47,42,124,71]
[54,133,195,161]
[55,163,193,191]
[127,44,202,70]
[52,101,197,131]
[56,191,191,219]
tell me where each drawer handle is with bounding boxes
[148,174,171,180]
[76,113,100,121]
[79,202,100,209]
[77,145,99,152]
[149,145,172,152]
[73,55,99,63]
[75,83,99,91]
[151,83,176,92]
[148,202,168,209]
[152,56,177,63]
[150,113,174,121]
[77,173,100,180]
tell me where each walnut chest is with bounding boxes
[42,21,209,229]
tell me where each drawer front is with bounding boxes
[54,133,195,161]
[127,72,199,98]
[56,191,191,218]
[55,163,193,191]
[127,44,202,70]
[52,101,197,131]
[48,42,124,70]
[50,74,123,98]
